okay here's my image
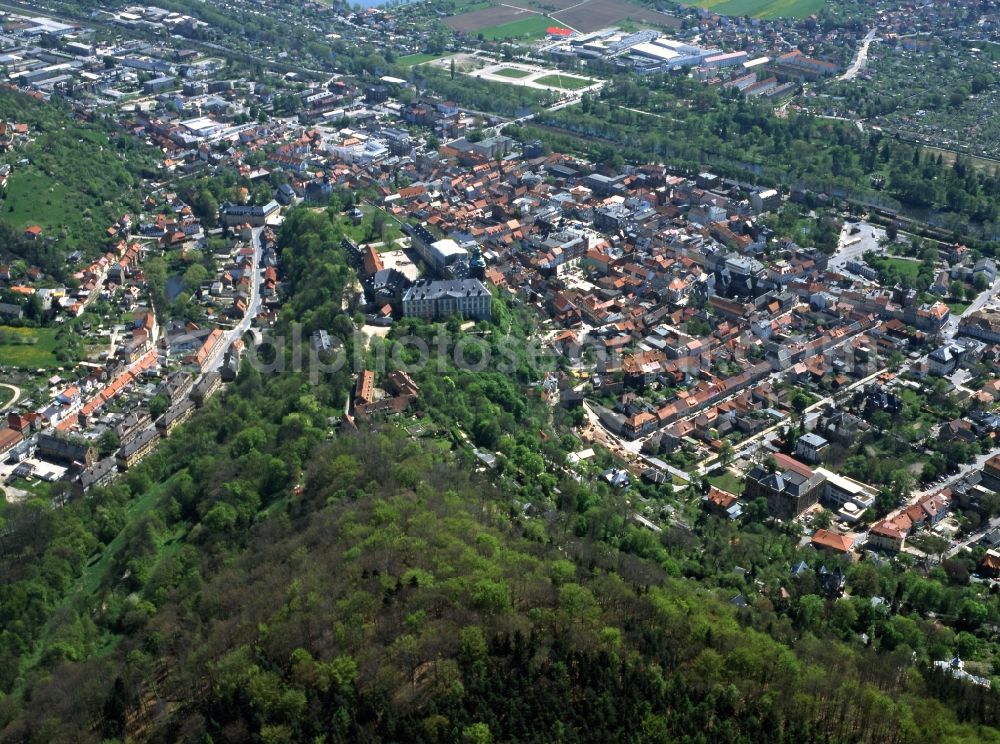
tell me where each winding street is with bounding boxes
[839,29,878,82]
[0,383,20,412]
[204,226,265,375]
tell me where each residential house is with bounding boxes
[795,432,829,464]
[811,528,854,555]
[703,486,743,519]
[868,520,906,552]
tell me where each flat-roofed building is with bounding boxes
[815,466,877,511]
[703,51,748,69]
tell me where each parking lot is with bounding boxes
[2,455,68,501]
[829,219,886,273]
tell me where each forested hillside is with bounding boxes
[3,208,1000,742]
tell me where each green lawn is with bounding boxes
[1,167,72,233]
[535,74,594,90]
[494,67,533,79]
[480,15,554,40]
[679,0,824,19]
[7,477,52,498]
[339,205,403,247]
[947,301,970,314]
[0,384,14,408]
[708,469,744,495]
[398,53,444,66]
[884,257,921,280]
[0,325,62,368]
[876,256,921,281]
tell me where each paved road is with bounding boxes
[945,514,1000,559]
[839,29,878,82]
[911,443,1000,503]
[722,366,889,467]
[205,226,265,374]
[941,276,1000,340]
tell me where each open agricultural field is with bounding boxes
[506,0,581,10]
[552,0,681,31]
[445,4,546,33]
[478,15,555,39]
[447,0,679,36]
[677,0,824,19]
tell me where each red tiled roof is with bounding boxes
[811,529,853,553]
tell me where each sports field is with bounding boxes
[494,67,533,78]
[397,53,444,66]
[679,0,824,19]
[535,74,593,90]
